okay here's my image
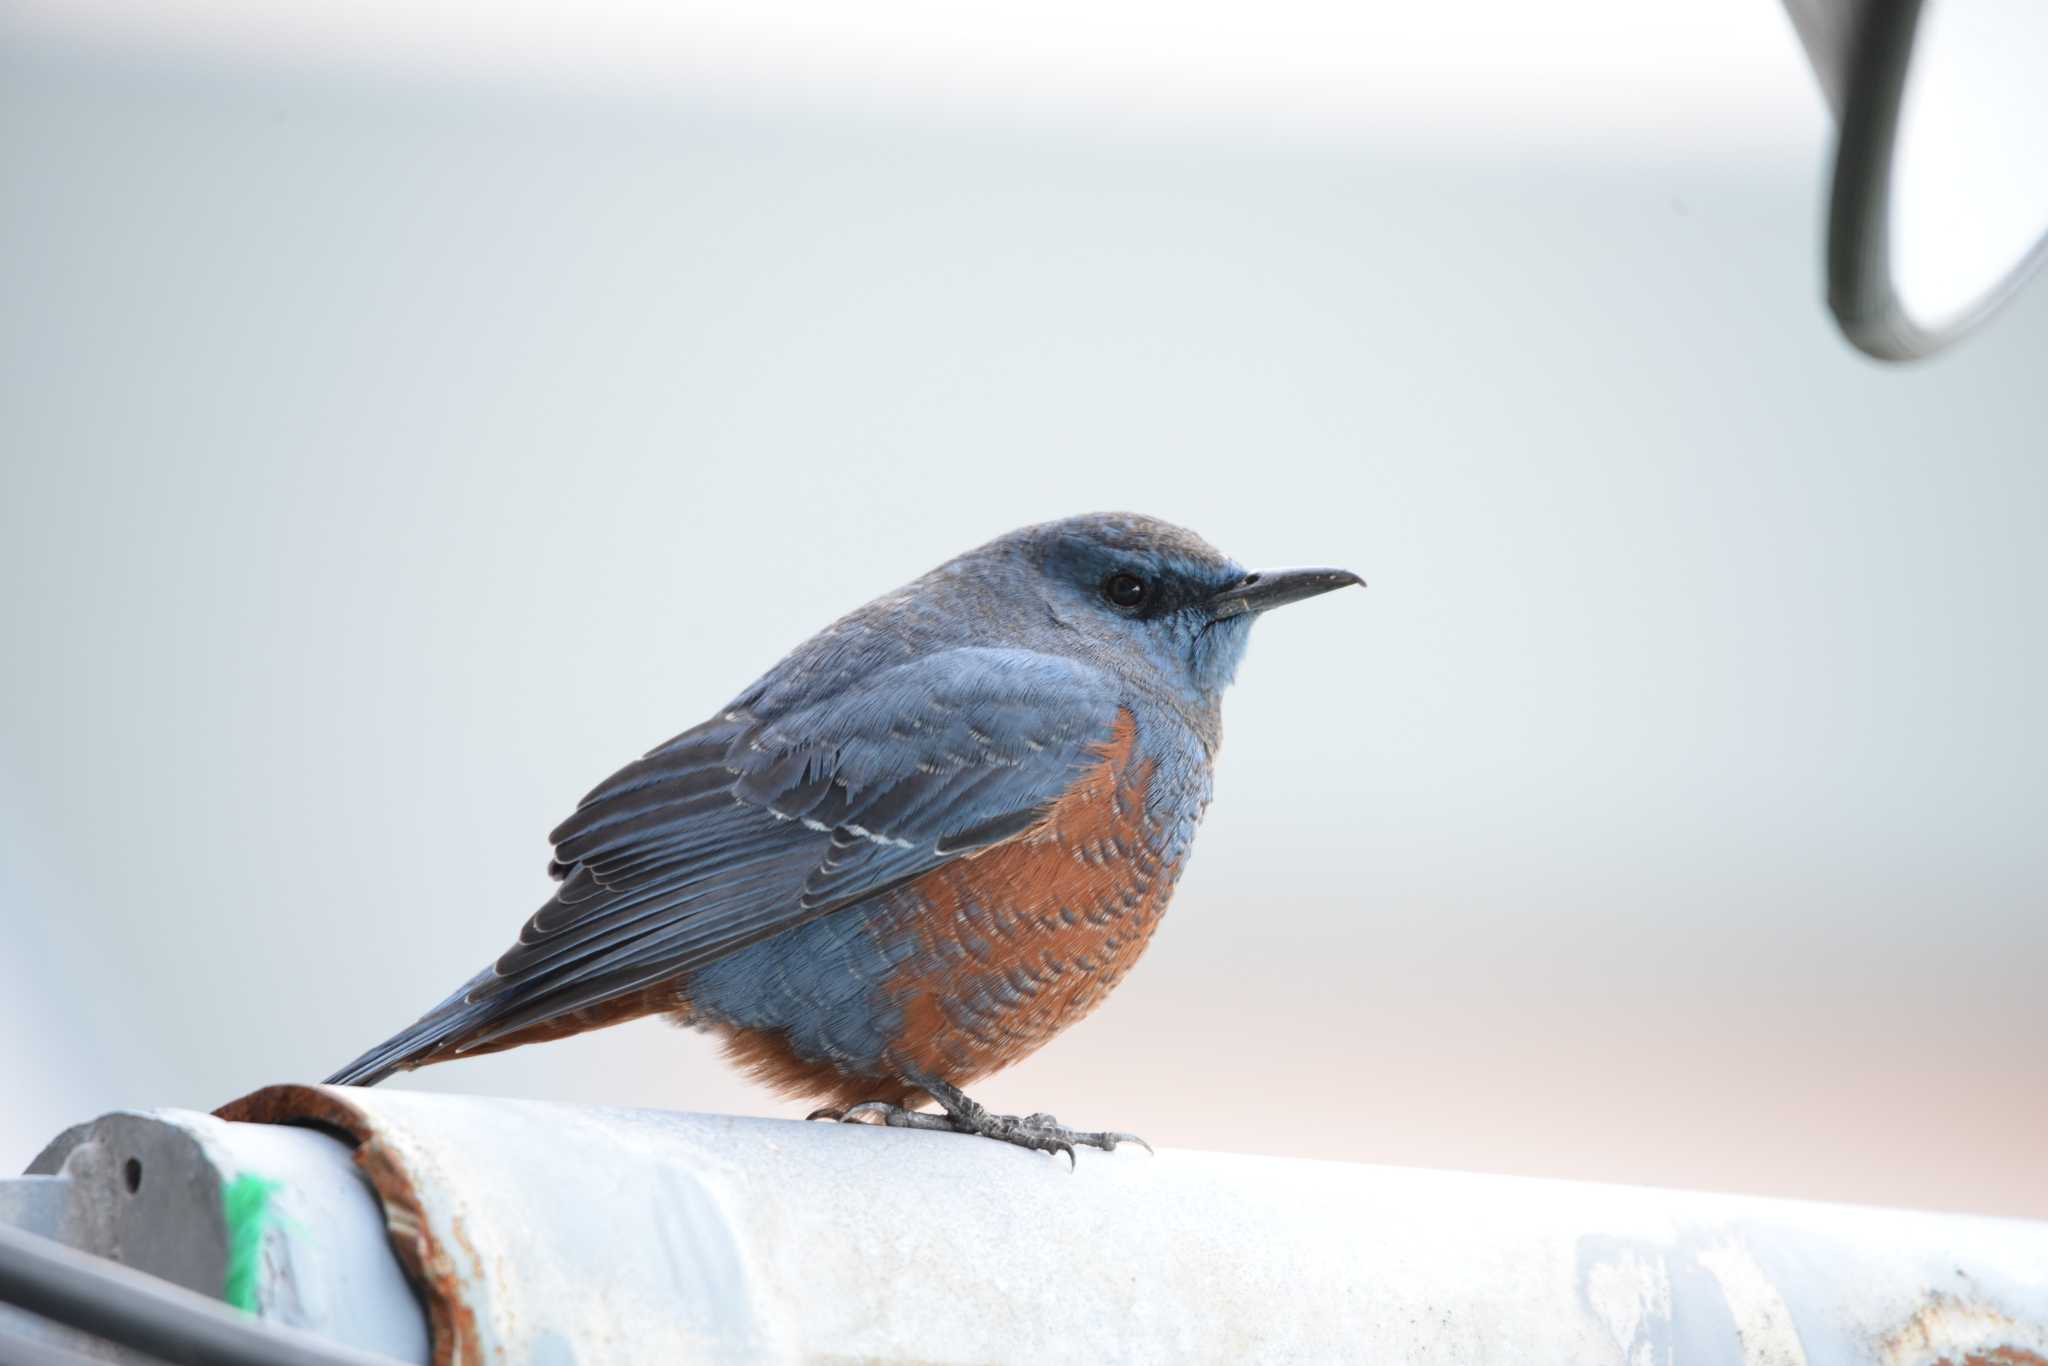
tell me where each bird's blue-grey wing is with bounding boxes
[422,647,1121,1053]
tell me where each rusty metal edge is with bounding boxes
[218,1085,477,1366]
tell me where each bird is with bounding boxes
[326,512,1363,1160]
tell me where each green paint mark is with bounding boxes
[222,1174,282,1313]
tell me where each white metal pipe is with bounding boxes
[13,1085,2048,1365]
[221,1085,2048,1365]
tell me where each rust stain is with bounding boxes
[357,1135,483,1366]
[218,1084,485,1366]
[1876,1290,2048,1366]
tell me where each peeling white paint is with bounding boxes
[1587,1249,1672,1366]
[1698,1241,1809,1366]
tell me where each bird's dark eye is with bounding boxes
[1102,572,1150,610]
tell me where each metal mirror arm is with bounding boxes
[1785,0,2048,360]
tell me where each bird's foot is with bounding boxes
[810,1080,1151,1167]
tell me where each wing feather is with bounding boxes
[453,648,1123,1049]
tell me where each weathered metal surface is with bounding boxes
[0,1177,71,1243]
[211,1083,2048,1366]
[13,1108,429,1362]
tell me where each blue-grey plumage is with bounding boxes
[324,513,1362,1156]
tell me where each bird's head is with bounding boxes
[966,512,1364,713]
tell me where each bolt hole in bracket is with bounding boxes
[3,1107,428,1362]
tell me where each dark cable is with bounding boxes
[0,1223,405,1366]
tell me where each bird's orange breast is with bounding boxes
[869,710,1180,1087]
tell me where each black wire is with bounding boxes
[0,1223,405,1366]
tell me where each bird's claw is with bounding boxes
[814,1083,1151,1167]
[1012,1112,1151,1155]
[808,1101,968,1132]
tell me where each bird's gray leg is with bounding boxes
[813,1078,1151,1166]
[807,1100,954,1132]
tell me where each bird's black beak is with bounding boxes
[1205,566,1365,620]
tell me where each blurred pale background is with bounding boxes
[3,4,2043,1217]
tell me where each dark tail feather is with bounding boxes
[323,969,499,1086]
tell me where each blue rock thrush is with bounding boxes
[327,512,1363,1159]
